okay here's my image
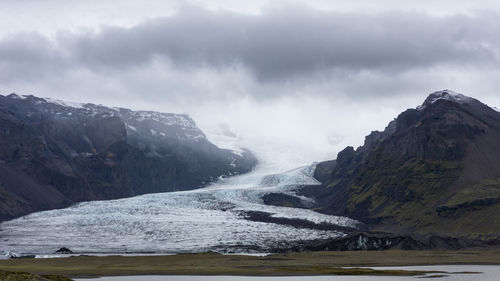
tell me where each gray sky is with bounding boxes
[1,0,500,159]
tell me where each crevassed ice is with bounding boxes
[0,134,360,256]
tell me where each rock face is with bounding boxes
[54,247,73,255]
[310,90,500,239]
[286,233,492,251]
[0,94,257,221]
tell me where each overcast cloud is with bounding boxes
[2,6,500,84]
[1,1,499,159]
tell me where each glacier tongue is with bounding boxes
[0,137,360,256]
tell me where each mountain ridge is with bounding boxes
[0,93,257,221]
[307,90,500,239]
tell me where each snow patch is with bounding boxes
[126,124,137,131]
[131,111,206,141]
[9,94,207,142]
[417,90,475,110]
[43,97,85,109]
[134,112,196,128]
[7,93,26,100]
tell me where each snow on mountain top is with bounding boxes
[4,93,206,141]
[5,94,87,109]
[417,90,476,110]
[427,90,474,103]
[133,111,194,126]
[43,97,86,109]
[7,93,26,100]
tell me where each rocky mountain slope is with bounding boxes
[309,90,500,240]
[0,93,257,221]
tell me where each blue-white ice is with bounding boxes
[0,134,360,256]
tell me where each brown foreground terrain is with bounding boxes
[1,250,500,280]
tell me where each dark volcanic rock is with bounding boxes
[240,210,363,232]
[262,192,312,209]
[310,90,500,239]
[283,232,496,252]
[54,247,73,254]
[0,94,257,221]
[86,116,127,153]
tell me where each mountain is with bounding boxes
[308,90,500,240]
[0,93,257,221]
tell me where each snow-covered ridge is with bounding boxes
[43,97,86,109]
[128,110,204,140]
[134,111,194,127]
[417,90,476,110]
[6,93,27,100]
[5,93,206,142]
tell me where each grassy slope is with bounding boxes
[1,251,500,278]
[324,157,500,239]
[0,270,72,281]
[313,99,500,239]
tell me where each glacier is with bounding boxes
[0,133,360,256]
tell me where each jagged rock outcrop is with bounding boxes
[309,90,500,239]
[0,93,257,221]
[53,247,73,255]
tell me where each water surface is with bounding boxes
[73,265,500,281]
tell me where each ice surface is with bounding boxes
[0,134,360,256]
